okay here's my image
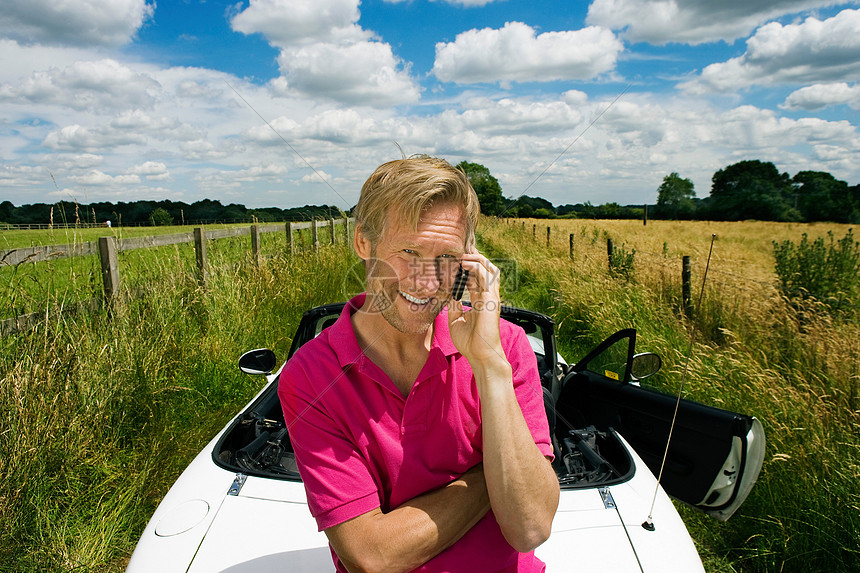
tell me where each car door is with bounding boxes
[556,329,765,521]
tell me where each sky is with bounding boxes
[1,0,859,213]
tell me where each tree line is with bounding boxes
[3,159,857,226]
[458,159,860,223]
[0,199,345,227]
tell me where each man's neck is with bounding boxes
[351,298,434,396]
[353,301,434,354]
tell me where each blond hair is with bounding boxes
[354,156,479,248]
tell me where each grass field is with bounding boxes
[481,217,859,572]
[0,224,227,250]
[0,223,336,321]
[0,218,857,572]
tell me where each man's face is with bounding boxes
[358,203,467,334]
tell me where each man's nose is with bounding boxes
[410,259,441,293]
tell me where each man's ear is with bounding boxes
[353,223,372,260]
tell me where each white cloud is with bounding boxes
[243,116,302,147]
[274,41,421,106]
[232,0,418,106]
[230,0,367,46]
[127,161,169,180]
[43,124,147,151]
[443,97,584,136]
[69,169,141,186]
[300,170,333,184]
[176,80,224,100]
[41,109,204,152]
[0,0,154,47]
[0,163,47,189]
[0,59,161,112]
[0,40,100,83]
[432,22,624,84]
[192,164,289,194]
[782,82,860,110]
[712,105,857,151]
[1,5,856,213]
[681,9,860,93]
[179,138,246,161]
[586,0,843,45]
[62,154,103,169]
[110,110,204,142]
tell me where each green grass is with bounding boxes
[0,235,358,572]
[1,224,207,250]
[0,223,342,320]
[1,218,857,572]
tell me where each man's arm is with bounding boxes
[448,251,560,553]
[473,360,559,552]
[325,464,489,573]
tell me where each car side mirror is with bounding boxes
[631,352,661,381]
[238,348,277,375]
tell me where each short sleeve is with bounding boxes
[278,353,382,531]
[503,323,554,460]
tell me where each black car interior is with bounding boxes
[215,303,753,509]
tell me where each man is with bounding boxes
[279,156,559,572]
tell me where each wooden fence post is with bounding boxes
[344,218,351,246]
[287,222,294,256]
[532,224,536,240]
[250,224,261,265]
[98,236,120,304]
[330,218,336,245]
[682,255,692,317]
[312,219,319,253]
[194,227,207,288]
[546,226,551,248]
[643,204,648,226]
[569,233,574,260]
[607,238,614,270]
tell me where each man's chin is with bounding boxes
[381,293,445,334]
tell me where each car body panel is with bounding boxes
[125,436,234,572]
[186,494,333,573]
[127,303,763,572]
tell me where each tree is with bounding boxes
[656,172,696,219]
[148,207,173,226]
[709,160,799,221]
[792,171,857,223]
[0,200,14,223]
[456,161,505,216]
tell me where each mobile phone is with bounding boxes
[452,266,469,301]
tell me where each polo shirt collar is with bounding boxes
[329,294,460,371]
[433,305,459,357]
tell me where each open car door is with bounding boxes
[556,329,766,521]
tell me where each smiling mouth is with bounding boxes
[399,291,431,305]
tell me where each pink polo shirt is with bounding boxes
[279,294,553,572]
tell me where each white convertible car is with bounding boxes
[127,303,765,572]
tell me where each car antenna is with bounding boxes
[642,233,716,532]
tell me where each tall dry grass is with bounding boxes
[0,233,359,572]
[480,217,859,572]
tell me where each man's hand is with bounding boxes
[446,249,505,366]
[447,249,560,553]
[325,464,489,573]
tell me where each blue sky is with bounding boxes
[1,0,858,212]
